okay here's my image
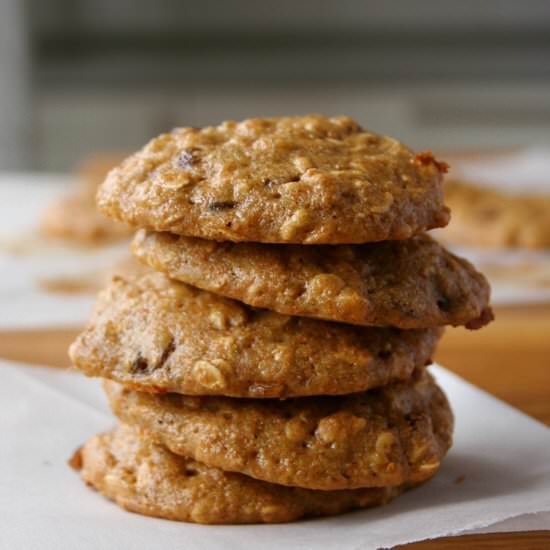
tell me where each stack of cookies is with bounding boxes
[69,115,493,524]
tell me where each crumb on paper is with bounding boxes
[0,233,49,256]
[36,274,101,295]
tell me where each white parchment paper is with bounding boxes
[1,361,549,550]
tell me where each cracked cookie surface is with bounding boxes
[72,424,406,524]
[69,272,441,398]
[133,231,493,329]
[97,115,449,244]
[104,370,453,491]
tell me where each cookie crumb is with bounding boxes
[68,447,83,471]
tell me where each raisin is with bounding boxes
[131,355,149,373]
[436,296,451,312]
[157,338,176,369]
[209,201,236,211]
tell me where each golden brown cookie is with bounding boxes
[133,231,493,330]
[41,154,131,246]
[69,272,441,398]
[97,115,450,244]
[443,180,550,249]
[104,370,453,491]
[41,194,132,245]
[72,424,406,524]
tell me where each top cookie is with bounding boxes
[97,115,450,244]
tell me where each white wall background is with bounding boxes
[0,0,31,169]
[2,0,550,170]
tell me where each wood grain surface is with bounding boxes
[1,304,549,548]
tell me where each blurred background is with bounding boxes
[1,0,550,171]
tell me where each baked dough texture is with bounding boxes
[133,230,493,329]
[69,271,441,398]
[104,370,453,491]
[97,115,450,244]
[72,424,407,524]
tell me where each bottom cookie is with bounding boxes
[71,424,410,524]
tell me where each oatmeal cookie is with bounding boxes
[41,154,132,245]
[443,179,550,249]
[133,231,493,329]
[72,424,406,524]
[69,272,441,398]
[104,370,453,490]
[97,115,450,244]
[41,194,132,245]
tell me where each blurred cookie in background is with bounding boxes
[443,179,550,250]
[41,154,133,246]
[436,148,550,305]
